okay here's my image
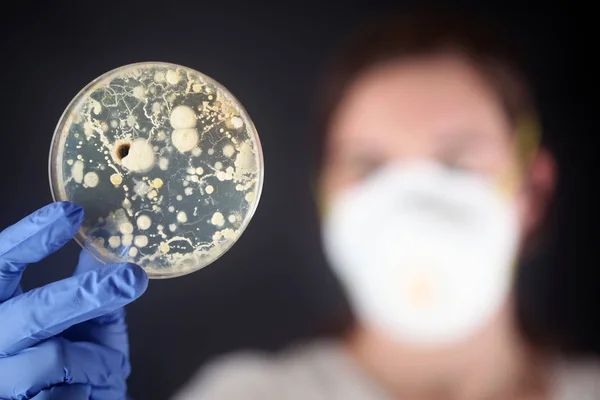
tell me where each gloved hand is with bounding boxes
[0,202,148,399]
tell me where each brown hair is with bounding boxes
[312,11,539,173]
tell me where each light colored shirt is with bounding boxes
[172,340,600,400]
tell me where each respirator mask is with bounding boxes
[322,159,521,345]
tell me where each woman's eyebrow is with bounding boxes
[330,137,385,156]
[435,131,489,156]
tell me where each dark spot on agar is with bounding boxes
[117,143,130,160]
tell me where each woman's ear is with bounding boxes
[523,148,557,237]
[312,173,329,220]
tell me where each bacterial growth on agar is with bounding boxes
[49,62,264,278]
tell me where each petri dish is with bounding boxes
[49,62,264,278]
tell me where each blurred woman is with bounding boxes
[173,12,600,400]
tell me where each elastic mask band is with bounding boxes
[492,113,543,199]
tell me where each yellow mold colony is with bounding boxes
[49,62,263,278]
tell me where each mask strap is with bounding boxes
[506,113,542,278]
[515,113,542,172]
[311,175,328,220]
[496,112,542,198]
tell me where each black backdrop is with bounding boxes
[0,1,597,399]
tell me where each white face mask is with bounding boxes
[322,160,521,345]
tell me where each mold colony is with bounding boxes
[49,62,263,278]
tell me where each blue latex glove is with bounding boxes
[0,202,148,399]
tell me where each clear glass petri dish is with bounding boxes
[49,62,264,278]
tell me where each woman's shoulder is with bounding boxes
[170,349,276,400]
[551,355,600,399]
[171,342,600,400]
[170,339,386,400]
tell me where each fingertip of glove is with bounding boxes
[0,202,85,261]
[26,201,82,223]
[117,262,149,298]
[82,263,148,303]
[39,202,84,234]
[75,248,104,274]
[55,202,84,226]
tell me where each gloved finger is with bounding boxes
[0,202,83,302]
[31,382,126,400]
[63,250,146,357]
[0,262,148,356]
[31,384,91,400]
[73,247,107,276]
[63,306,131,359]
[0,337,126,399]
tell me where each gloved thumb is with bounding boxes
[62,250,148,357]
[31,384,91,400]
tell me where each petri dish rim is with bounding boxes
[48,61,265,279]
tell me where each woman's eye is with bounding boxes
[439,151,485,172]
[347,155,383,178]
[442,158,472,172]
[441,156,497,181]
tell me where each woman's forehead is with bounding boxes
[328,55,511,149]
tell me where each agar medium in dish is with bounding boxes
[49,62,263,278]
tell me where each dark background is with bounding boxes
[0,1,597,399]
